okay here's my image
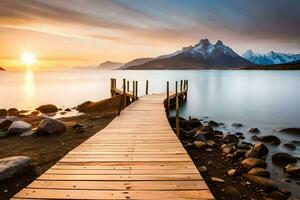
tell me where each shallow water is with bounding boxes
[1,69,300,196]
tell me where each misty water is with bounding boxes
[1,69,300,195]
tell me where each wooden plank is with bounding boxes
[28,180,208,190]
[15,189,214,199]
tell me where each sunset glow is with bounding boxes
[21,52,36,65]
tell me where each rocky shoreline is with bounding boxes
[0,100,120,199]
[168,116,300,200]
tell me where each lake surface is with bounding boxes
[1,69,300,195]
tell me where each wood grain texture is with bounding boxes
[13,93,213,200]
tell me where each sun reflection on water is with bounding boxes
[24,70,35,109]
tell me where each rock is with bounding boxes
[227,169,236,176]
[211,177,225,183]
[232,123,243,127]
[248,167,270,178]
[185,118,202,129]
[7,108,19,116]
[279,189,291,197]
[233,149,247,158]
[243,174,278,192]
[193,130,207,142]
[193,141,207,149]
[272,153,297,166]
[0,156,32,182]
[279,128,300,134]
[20,130,35,137]
[284,164,300,178]
[36,104,58,114]
[30,111,39,116]
[248,128,260,133]
[7,121,32,136]
[237,143,252,150]
[198,166,207,173]
[0,117,18,130]
[206,140,215,147]
[36,118,66,135]
[0,109,7,117]
[241,158,267,171]
[253,143,269,157]
[65,108,71,112]
[223,134,239,144]
[258,135,281,145]
[283,143,296,150]
[234,132,243,136]
[208,120,219,126]
[222,144,234,154]
[269,191,289,200]
[223,185,240,200]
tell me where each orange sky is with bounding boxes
[1,0,299,71]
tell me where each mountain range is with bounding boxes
[0,67,5,71]
[94,39,300,70]
[242,50,300,65]
[122,39,253,70]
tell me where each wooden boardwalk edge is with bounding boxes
[13,92,214,200]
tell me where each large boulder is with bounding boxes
[185,118,202,129]
[272,153,297,166]
[243,174,278,192]
[36,118,66,135]
[241,158,267,171]
[207,120,219,126]
[36,104,58,114]
[7,108,19,116]
[253,143,269,157]
[279,128,300,134]
[284,164,300,178]
[193,141,207,149]
[0,109,7,117]
[193,130,207,143]
[248,167,270,178]
[7,121,32,136]
[0,156,32,182]
[223,134,239,144]
[257,135,281,145]
[248,128,260,133]
[0,117,19,130]
[283,143,296,150]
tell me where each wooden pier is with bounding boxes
[13,79,214,200]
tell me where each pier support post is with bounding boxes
[135,81,138,100]
[127,81,130,92]
[146,80,149,95]
[132,81,136,101]
[123,78,126,107]
[167,81,170,115]
[175,81,180,138]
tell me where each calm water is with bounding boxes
[1,69,300,195]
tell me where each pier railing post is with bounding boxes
[132,81,136,101]
[123,78,126,107]
[180,80,183,92]
[127,81,129,92]
[175,81,180,138]
[135,81,138,100]
[167,81,170,115]
[146,80,149,95]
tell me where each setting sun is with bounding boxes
[21,52,36,65]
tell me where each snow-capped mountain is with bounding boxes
[242,50,300,65]
[123,39,253,70]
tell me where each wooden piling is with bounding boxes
[180,80,183,92]
[135,81,138,99]
[123,78,126,107]
[132,81,136,101]
[175,81,180,138]
[166,81,170,115]
[127,81,130,92]
[146,80,149,95]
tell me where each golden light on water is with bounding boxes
[21,52,36,65]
